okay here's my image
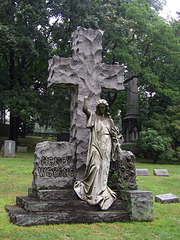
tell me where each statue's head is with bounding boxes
[96,99,110,116]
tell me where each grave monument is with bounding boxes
[122,75,140,143]
[5,27,153,226]
[3,140,16,158]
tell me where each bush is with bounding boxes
[137,128,172,163]
[159,149,180,164]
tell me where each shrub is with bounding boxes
[137,128,172,163]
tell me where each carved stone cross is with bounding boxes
[48,26,124,179]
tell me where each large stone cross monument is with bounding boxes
[48,26,124,179]
[5,27,153,226]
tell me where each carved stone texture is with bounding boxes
[109,150,138,190]
[155,194,179,204]
[153,169,169,176]
[32,141,75,190]
[47,26,124,179]
[136,169,150,176]
[118,190,153,222]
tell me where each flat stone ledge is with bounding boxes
[153,169,169,176]
[155,194,179,204]
[5,205,129,226]
[136,169,149,176]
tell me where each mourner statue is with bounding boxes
[74,97,122,210]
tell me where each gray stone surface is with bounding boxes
[17,146,27,153]
[155,194,179,204]
[110,150,138,190]
[153,169,169,176]
[5,204,129,226]
[123,75,140,143]
[47,26,124,179]
[3,140,16,157]
[32,141,75,190]
[136,169,149,176]
[118,190,153,222]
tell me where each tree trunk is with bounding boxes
[9,113,20,143]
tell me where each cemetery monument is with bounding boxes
[5,27,153,226]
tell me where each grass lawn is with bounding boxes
[0,150,180,240]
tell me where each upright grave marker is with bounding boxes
[47,26,124,179]
[3,140,16,158]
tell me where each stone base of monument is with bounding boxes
[5,189,153,226]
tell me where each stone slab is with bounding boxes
[32,141,76,190]
[136,169,149,176]
[16,196,127,212]
[17,146,28,153]
[155,194,179,204]
[3,140,16,157]
[28,188,78,200]
[153,169,169,176]
[5,205,129,226]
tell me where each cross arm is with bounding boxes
[47,55,78,88]
[99,63,125,92]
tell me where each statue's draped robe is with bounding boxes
[74,111,117,210]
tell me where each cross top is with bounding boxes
[48,27,124,179]
[71,26,103,63]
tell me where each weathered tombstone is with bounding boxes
[155,194,179,204]
[153,169,169,176]
[5,27,153,226]
[17,146,28,153]
[3,140,16,158]
[32,141,75,190]
[136,169,150,176]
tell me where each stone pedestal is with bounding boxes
[118,190,153,222]
[5,189,153,226]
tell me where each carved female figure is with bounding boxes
[74,97,121,210]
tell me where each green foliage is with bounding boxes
[138,128,172,163]
[0,0,179,142]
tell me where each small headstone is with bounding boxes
[136,169,149,176]
[3,140,16,157]
[153,169,169,176]
[17,146,28,153]
[155,194,179,204]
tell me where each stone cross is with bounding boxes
[47,27,124,179]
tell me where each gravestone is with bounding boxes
[3,140,16,158]
[48,26,124,179]
[136,169,149,176]
[17,146,28,153]
[136,169,150,176]
[5,27,153,226]
[155,194,179,204]
[32,141,75,190]
[153,169,169,176]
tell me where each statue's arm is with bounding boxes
[82,96,91,118]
